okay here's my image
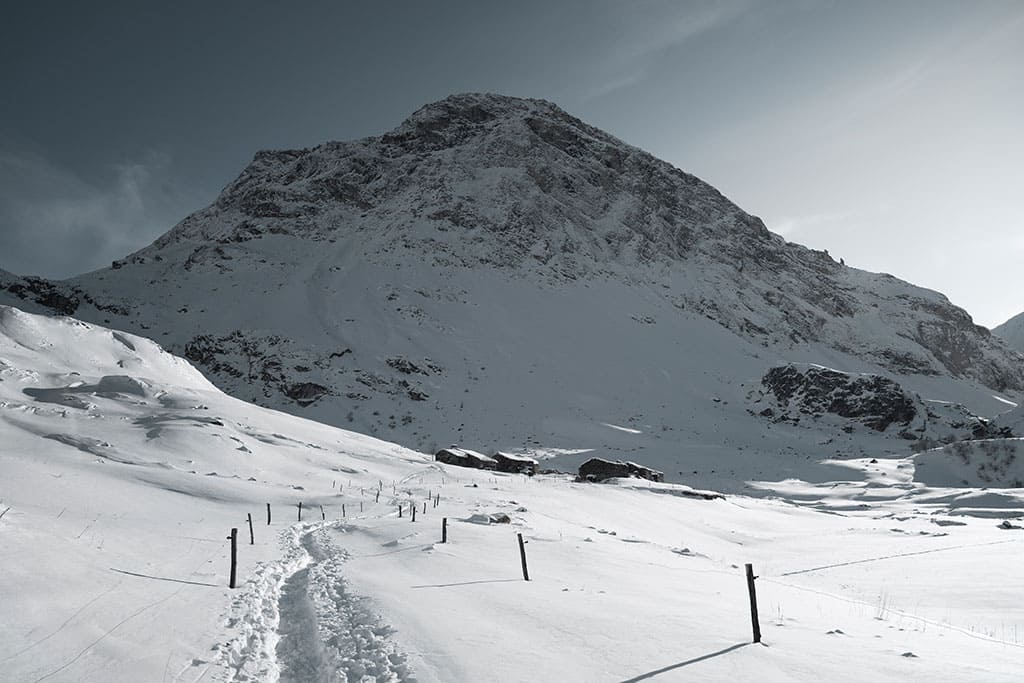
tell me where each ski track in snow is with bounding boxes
[215,521,414,682]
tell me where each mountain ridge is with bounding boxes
[1,93,1021,487]
[993,310,1024,354]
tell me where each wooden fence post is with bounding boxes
[745,563,761,643]
[442,517,447,543]
[266,503,271,525]
[342,503,347,517]
[227,528,238,588]
[412,505,417,522]
[398,505,403,518]
[298,502,303,522]
[517,533,530,581]
[423,501,427,514]
[247,513,254,545]
[320,505,325,521]
[375,490,380,503]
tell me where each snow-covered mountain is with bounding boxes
[993,310,1024,353]
[2,93,1021,488]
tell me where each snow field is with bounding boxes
[3,306,1024,681]
[330,468,1024,681]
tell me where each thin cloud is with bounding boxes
[0,147,187,278]
[771,212,858,238]
[582,0,753,100]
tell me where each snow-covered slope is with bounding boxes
[2,94,1022,488]
[993,310,1024,353]
[3,305,1024,682]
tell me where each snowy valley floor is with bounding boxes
[2,307,1024,681]
[5,458,1024,682]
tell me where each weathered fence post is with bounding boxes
[320,505,325,521]
[342,503,347,517]
[227,528,238,588]
[412,505,417,522]
[247,513,254,545]
[517,533,530,581]
[375,490,380,503]
[266,503,271,525]
[442,517,447,543]
[360,501,363,512]
[423,501,427,515]
[398,505,403,518]
[745,563,761,643]
[298,502,303,522]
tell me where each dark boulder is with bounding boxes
[578,458,664,483]
[283,382,330,406]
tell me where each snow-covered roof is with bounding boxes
[494,451,538,464]
[438,446,496,463]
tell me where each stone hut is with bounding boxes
[493,451,539,475]
[434,446,497,470]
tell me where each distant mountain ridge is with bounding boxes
[2,93,1021,487]
[993,311,1024,354]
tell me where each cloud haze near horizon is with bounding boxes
[1,1,1021,327]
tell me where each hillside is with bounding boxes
[2,94,1022,490]
[993,311,1024,353]
[2,305,1023,681]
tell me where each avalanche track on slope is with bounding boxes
[217,522,414,683]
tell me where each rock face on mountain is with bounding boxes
[2,93,1021,488]
[993,311,1024,354]
[756,364,917,432]
[749,363,1011,447]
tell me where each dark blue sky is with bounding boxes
[2,1,1022,325]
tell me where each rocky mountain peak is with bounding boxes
[143,90,774,282]
[384,92,620,152]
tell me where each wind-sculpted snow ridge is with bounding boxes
[2,94,1023,484]
[216,522,413,682]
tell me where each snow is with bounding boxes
[492,451,536,464]
[2,305,1024,681]
[3,93,1021,498]
[602,422,643,434]
[992,394,1018,408]
[436,447,494,465]
[993,310,1024,353]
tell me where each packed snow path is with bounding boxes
[217,522,413,682]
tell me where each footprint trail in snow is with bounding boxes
[219,522,415,682]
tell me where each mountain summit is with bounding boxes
[150,92,771,277]
[2,93,1020,488]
